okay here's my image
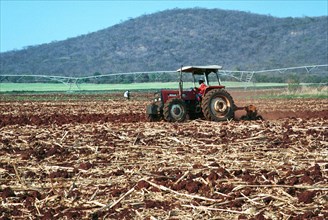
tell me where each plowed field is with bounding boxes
[1,92,327,219]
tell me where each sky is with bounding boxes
[1,0,327,53]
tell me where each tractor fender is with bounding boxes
[204,86,225,95]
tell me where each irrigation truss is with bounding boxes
[1,64,327,90]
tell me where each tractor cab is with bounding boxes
[178,65,223,89]
[177,65,225,99]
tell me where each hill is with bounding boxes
[0,8,327,77]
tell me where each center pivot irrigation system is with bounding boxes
[1,64,327,91]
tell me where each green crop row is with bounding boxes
[0,82,288,92]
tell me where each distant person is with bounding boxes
[124,90,130,100]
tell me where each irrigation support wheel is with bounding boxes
[202,89,235,121]
[163,98,187,122]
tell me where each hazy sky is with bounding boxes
[1,0,327,52]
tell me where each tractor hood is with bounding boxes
[177,65,223,74]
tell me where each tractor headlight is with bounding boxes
[154,92,161,102]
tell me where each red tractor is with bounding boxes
[146,65,260,122]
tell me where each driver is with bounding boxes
[195,79,207,101]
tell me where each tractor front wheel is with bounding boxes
[163,98,187,122]
[202,89,235,121]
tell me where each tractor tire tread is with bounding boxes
[163,98,187,122]
[201,89,235,121]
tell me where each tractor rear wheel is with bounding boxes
[202,89,235,121]
[163,98,187,122]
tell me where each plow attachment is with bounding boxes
[235,105,263,120]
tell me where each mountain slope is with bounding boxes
[1,8,327,76]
